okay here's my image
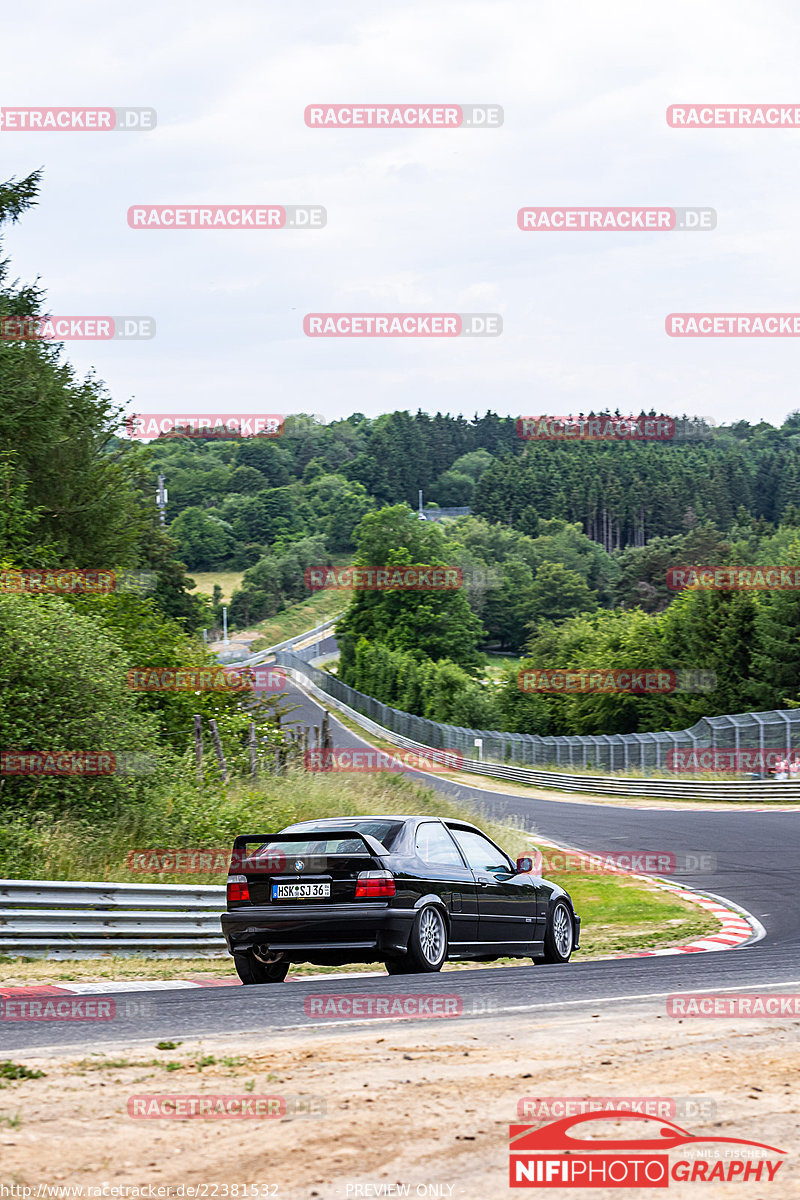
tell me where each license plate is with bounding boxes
[272,882,330,900]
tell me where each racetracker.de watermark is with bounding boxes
[1,316,155,340]
[128,1095,288,1119]
[667,104,800,127]
[0,751,157,776]
[0,107,156,131]
[517,668,716,694]
[304,103,502,128]
[0,569,156,594]
[305,565,462,591]
[305,749,463,773]
[125,667,286,693]
[517,415,675,441]
[531,848,716,876]
[518,207,715,231]
[125,414,284,440]
[128,206,325,229]
[0,995,155,1021]
[667,313,800,336]
[667,748,800,773]
[0,997,115,1021]
[303,994,496,1019]
[517,1096,718,1122]
[126,847,317,873]
[304,313,501,336]
[667,993,800,1017]
[667,565,800,590]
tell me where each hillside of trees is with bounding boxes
[334,504,800,736]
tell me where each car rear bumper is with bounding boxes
[221,902,417,958]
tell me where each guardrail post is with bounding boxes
[249,721,258,779]
[208,719,228,783]
[193,714,203,783]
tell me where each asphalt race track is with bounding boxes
[4,667,800,1054]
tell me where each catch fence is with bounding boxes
[276,649,800,777]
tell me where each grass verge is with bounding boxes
[248,593,344,651]
[186,572,244,603]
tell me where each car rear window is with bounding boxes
[271,821,404,853]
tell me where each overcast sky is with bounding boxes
[2,0,800,429]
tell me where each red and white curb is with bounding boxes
[0,969,392,1000]
[525,834,764,960]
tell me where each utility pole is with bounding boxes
[156,474,168,526]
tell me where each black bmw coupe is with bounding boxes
[222,815,580,983]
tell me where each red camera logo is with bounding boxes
[510,1111,785,1187]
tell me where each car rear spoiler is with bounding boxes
[229,830,390,867]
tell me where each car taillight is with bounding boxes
[355,870,395,898]
[227,874,250,904]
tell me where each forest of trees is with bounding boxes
[473,435,800,551]
[334,504,800,737]
[138,411,800,632]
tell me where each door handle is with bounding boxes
[478,878,493,887]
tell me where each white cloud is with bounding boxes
[2,0,800,425]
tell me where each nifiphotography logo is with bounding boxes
[509,1111,786,1187]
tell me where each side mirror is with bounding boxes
[516,855,534,874]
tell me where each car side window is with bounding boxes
[451,829,513,873]
[414,822,465,867]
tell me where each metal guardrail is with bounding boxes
[283,663,800,802]
[0,879,227,959]
[232,619,338,669]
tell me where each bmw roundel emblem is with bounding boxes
[294,859,305,871]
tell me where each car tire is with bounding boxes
[542,899,574,964]
[233,950,290,984]
[385,904,448,974]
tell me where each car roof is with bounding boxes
[281,815,481,831]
